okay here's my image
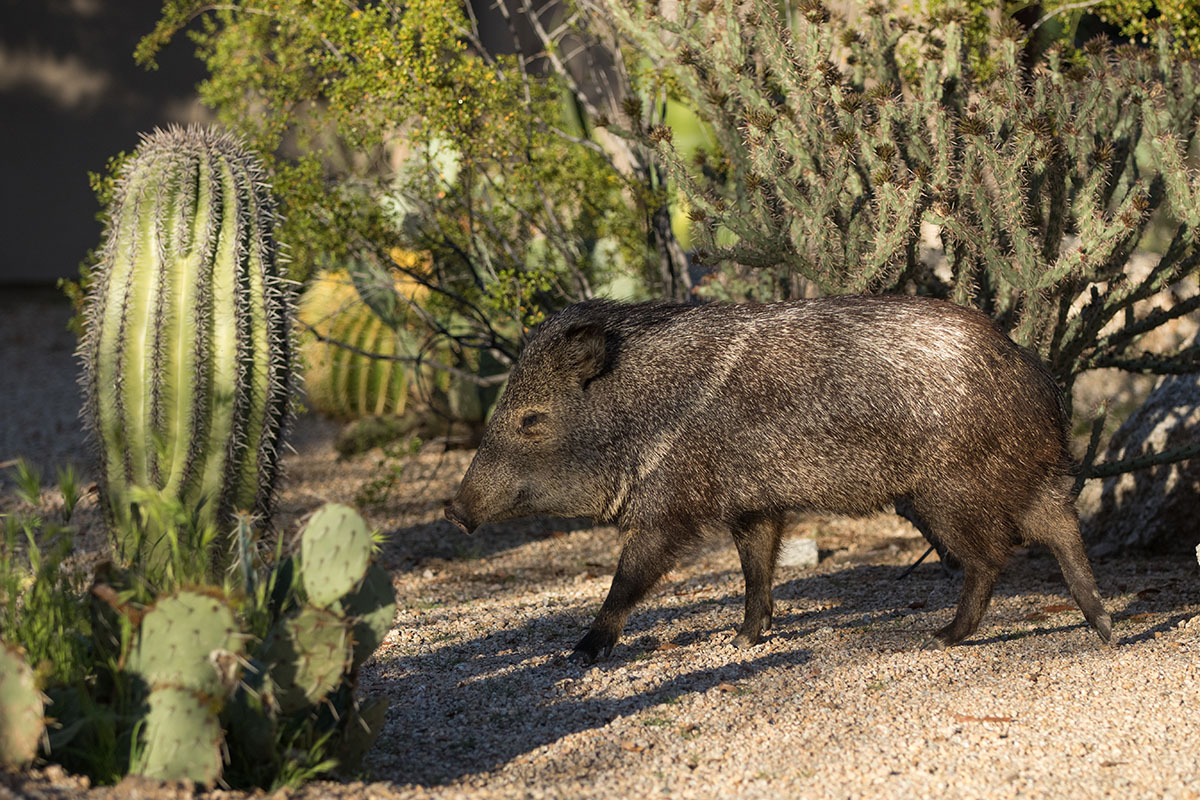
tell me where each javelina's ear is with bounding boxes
[559,322,608,386]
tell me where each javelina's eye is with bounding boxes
[519,410,548,433]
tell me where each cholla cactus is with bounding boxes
[606,0,1200,455]
[81,125,294,545]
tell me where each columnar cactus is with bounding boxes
[81,125,294,543]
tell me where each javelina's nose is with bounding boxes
[444,502,476,535]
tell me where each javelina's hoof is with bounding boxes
[731,633,759,649]
[1095,613,1113,644]
[920,635,948,651]
[570,630,615,664]
[732,625,765,649]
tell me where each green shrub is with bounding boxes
[136,0,664,372]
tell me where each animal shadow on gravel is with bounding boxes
[367,507,1194,787]
[374,516,596,567]
[367,603,811,786]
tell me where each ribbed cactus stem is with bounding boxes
[82,125,294,544]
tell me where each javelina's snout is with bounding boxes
[444,501,476,535]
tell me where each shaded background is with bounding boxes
[0,0,207,285]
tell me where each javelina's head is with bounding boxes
[445,313,614,534]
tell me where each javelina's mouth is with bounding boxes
[444,503,475,535]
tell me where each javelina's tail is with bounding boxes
[1019,483,1113,643]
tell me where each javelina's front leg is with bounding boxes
[570,526,688,664]
[730,512,785,648]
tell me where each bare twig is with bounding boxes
[1027,0,1108,35]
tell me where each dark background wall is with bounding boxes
[0,0,207,285]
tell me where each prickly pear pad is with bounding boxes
[299,503,373,608]
[135,685,223,785]
[343,562,397,671]
[132,589,243,695]
[266,606,352,713]
[0,643,44,768]
[337,696,390,770]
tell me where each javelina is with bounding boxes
[445,296,1112,663]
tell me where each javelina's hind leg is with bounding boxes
[730,512,785,648]
[918,506,1011,649]
[1019,490,1113,644]
[926,561,1003,649]
[570,524,691,664]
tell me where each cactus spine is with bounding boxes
[82,125,294,542]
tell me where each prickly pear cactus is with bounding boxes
[299,503,374,608]
[81,125,294,543]
[337,697,389,770]
[266,607,352,713]
[343,562,397,671]
[131,588,243,696]
[135,686,223,785]
[0,642,44,768]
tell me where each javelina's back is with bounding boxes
[447,296,1111,661]
[574,296,1068,523]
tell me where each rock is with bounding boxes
[1080,372,1200,555]
[779,537,819,568]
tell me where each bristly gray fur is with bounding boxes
[448,295,1112,661]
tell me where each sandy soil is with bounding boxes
[2,289,1198,800]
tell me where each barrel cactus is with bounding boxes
[298,258,497,430]
[81,125,294,545]
[297,269,416,420]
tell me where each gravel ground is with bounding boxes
[2,289,1198,800]
[0,288,88,476]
